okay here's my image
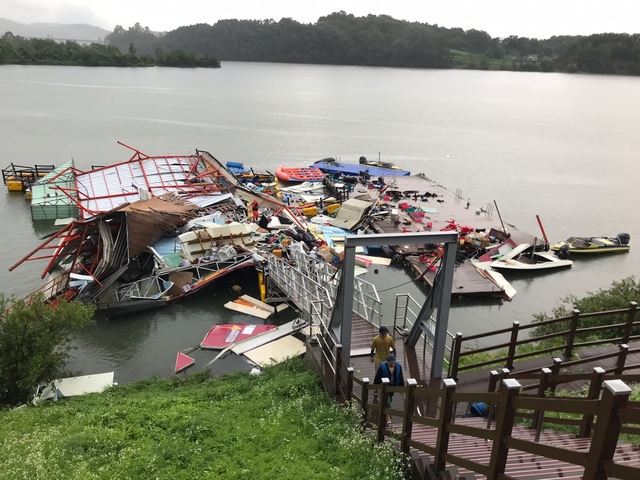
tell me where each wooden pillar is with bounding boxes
[450,332,463,380]
[487,379,521,479]
[433,378,457,474]
[345,367,354,402]
[615,344,629,375]
[506,321,520,370]
[583,380,631,480]
[531,367,551,438]
[361,377,370,427]
[578,367,606,438]
[401,379,418,455]
[549,357,563,395]
[564,309,581,358]
[621,302,637,344]
[377,378,390,442]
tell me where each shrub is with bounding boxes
[0,293,94,406]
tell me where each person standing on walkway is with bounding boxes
[251,200,259,222]
[373,354,405,427]
[370,326,396,377]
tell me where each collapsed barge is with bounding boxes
[7,145,550,316]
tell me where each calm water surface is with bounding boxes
[0,63,638,383]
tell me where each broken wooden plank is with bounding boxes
[244,335,306,367]
[224,301,272,319]
[239,294,275,314]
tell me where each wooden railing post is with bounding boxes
[583,380,631,480]
[401,379,418,455]
[564,309,581,358]
[345,367,354,402]
[334,344,342,397]
[450,332,463,380]
[377,378,390,442]
[487,379,521,479]
[488,370,499,392]
[487,368,509,428]
[361,377,370,427]
[549,357,563,395]
[578,367,606,438]
[506,321,520,370]
[615,344,629,375]
[531,367,551,438]
[433,378,457,474]
[621,302,637,344]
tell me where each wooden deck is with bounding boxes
[407,256,506,298]
[364,175,536,299]
[369,175,534,243]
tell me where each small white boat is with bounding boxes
[490,243,573,271]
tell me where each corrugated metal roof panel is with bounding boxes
[74,154,231,219]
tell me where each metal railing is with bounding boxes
[267,250,382,327]
[393,293,456,373]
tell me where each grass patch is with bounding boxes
[0,358,404,480]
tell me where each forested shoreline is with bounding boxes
[2,11,639,74]
[0,32,220,68]
[104,12,640,75]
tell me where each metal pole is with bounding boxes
[430,240,456,378]
[337,240,357,363]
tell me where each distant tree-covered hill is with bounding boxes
[555,33,640,75]
[0,18,110,42]
[106,12,598,73]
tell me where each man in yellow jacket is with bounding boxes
[370,326,396,396]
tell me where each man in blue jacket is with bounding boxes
[373,354,405,427]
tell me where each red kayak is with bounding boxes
[275,165,324,182]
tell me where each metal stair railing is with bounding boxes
[395,293,456,374]
[267,253,334,327]
[266,250,382,327]
[291,249,382,325]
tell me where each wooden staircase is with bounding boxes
[404,417,640,479]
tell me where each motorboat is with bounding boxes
[489,242,572,271]
[550,233,630,255]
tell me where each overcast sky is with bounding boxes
[3,0,638,39]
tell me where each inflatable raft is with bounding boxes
[275,165,324,182]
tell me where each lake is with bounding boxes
[0,62,638,383]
